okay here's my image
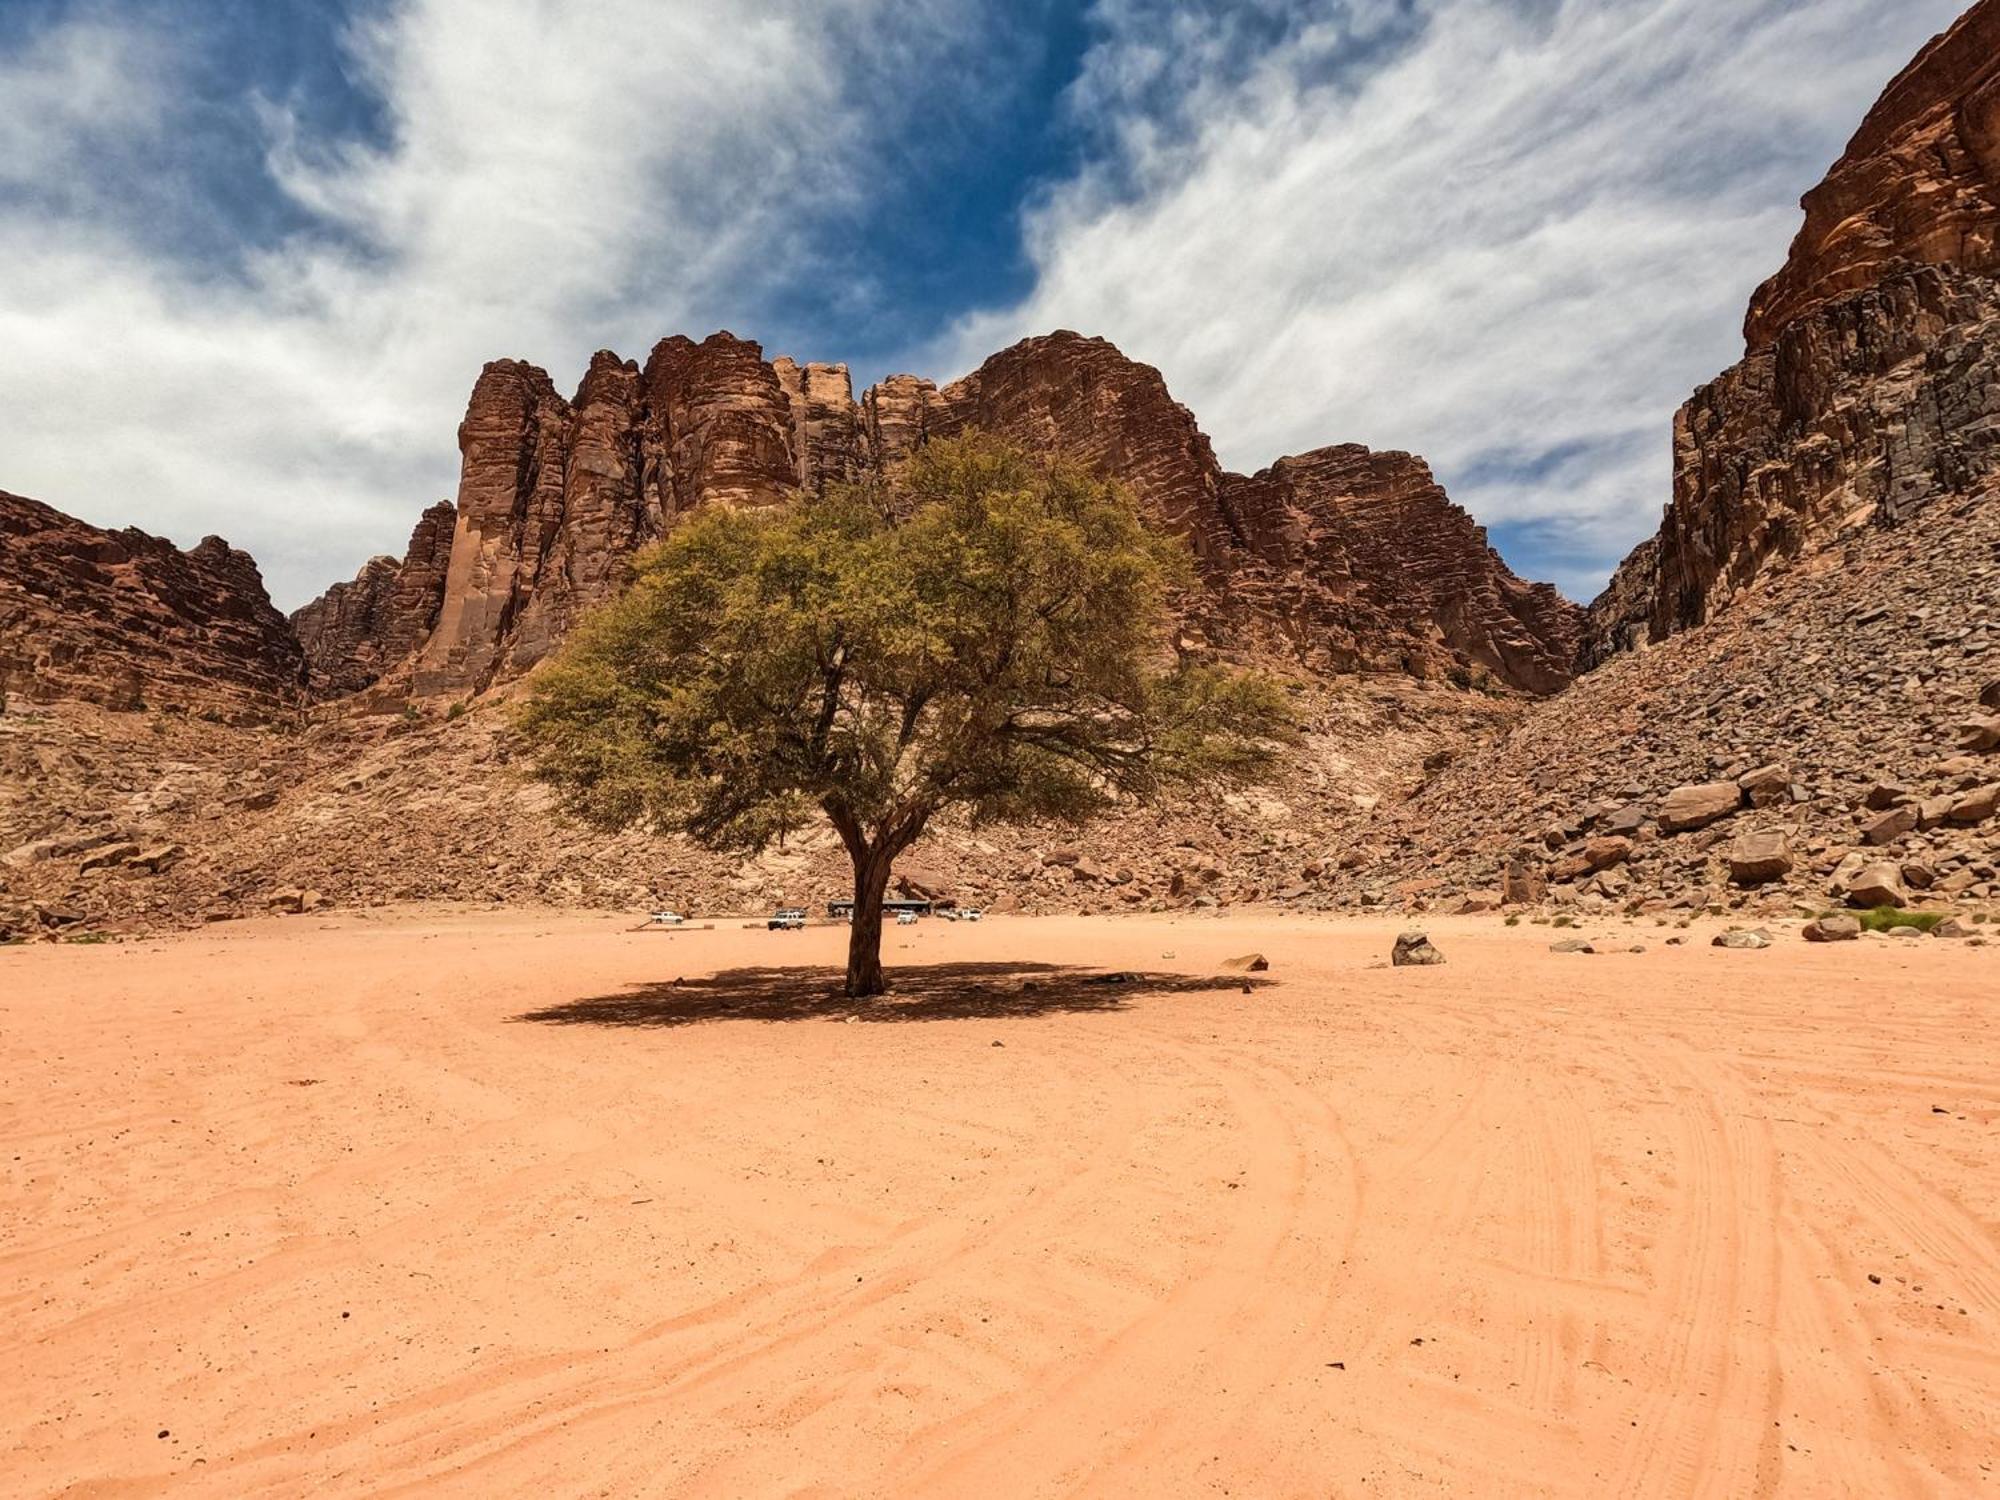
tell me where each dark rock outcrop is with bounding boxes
[0,490,301,717]
[1583,0,2000,664]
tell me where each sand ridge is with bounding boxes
[3,911,1997,1496]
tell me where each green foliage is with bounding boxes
[517,434,1294,859]
[1839,906,1947,934]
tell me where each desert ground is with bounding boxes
[3,910,1997,1497]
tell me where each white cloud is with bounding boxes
[942,0,1970,596]
[0,14,172,186]
[0,0,969,608]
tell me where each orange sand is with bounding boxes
[4,910,1997,1496]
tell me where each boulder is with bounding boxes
[1603,804,1647,836]
[1917,794,1957,830]
[1803,914,1862,942]
[894,865,953,901]
[1934,916,1974,939]
[1726,830,1794,885]
[1220,953,1269,973]
[1658,782,1742,834]
[1861,806,1919,845]
[1863,782,1911,811]
[1391,931,1445,967]
[1501,859,1546,905]
[1843,863,1907,909]
[77,842,142,872]
[1737,764,1790,807]
[3,830,129,869]
[1947,784,2000,825]
[129,844,185,874]
[1712,928,1773,950]
[1958,717,2000,753]
[1583,836,1633,870]
[1549,938,1597,954]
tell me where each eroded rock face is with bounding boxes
[324,329,1579,699]
[0,490,302,717]
[1744,2,2000,351]
[932,335,1580,690]
[293,501,454,697]
[1583,1,2000,663]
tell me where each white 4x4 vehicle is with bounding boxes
[767,908,807,931]
[960,908,984,922]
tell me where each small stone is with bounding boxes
[1391,931,1445,967]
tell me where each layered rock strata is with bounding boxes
[311,330,1580,699]
[0,490,301,717]
[1583,0,2000,663]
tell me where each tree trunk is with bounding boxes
[846,847,893,998]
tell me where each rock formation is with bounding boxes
[1583,0,2000,663]
[0,490,301,718]
[292,501,454,696]
[306,329,1580,699]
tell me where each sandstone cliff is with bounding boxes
[1583,0,2000,663]
[308,330,1580,699]
[292,501,455,696]
[0,490,302,718]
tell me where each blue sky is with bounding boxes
[0,0,1970,608]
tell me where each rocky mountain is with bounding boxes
[1382,0,2000,920]
[0,490,301,719]
[290,501,455,697]
[299,329,1581,700]
[1582,0,2000,664]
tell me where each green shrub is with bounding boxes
[1842,907,1946,934]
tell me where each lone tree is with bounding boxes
[516,435,1292,997]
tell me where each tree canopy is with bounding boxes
[517,434,1293,995]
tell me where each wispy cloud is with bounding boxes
[0,0,978,607]
[0,0,1974,610]
[943,0,1968,598]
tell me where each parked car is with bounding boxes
[767,907,807,930]
[960,908,984,922]
[895,910,919,926]
[648,910,686,925]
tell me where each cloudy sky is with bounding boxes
[0,0,1968,608]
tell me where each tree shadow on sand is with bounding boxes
[510,962,1271,1028]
